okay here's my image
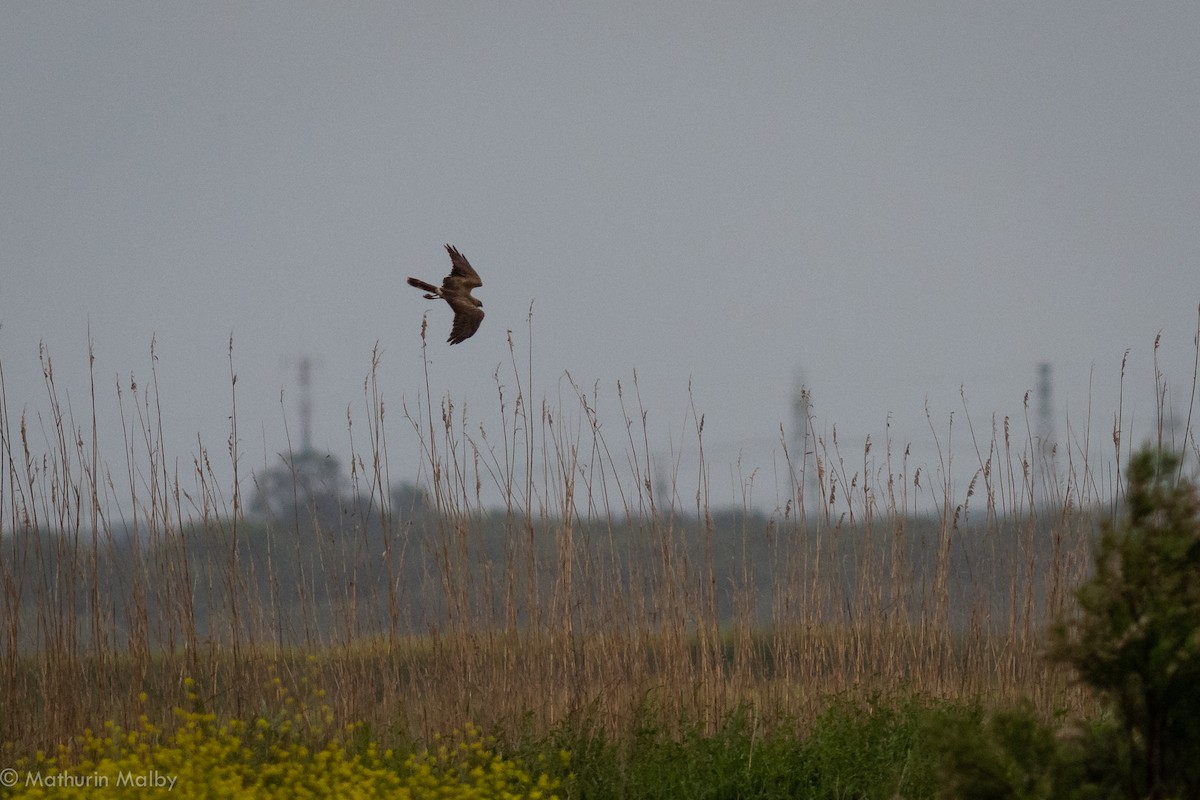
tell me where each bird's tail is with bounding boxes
[407,277,440,295]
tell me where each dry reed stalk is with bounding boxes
[3,312,1199,755]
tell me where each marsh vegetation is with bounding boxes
[2,322,1197,798]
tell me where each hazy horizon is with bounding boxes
[3,3,1198,515]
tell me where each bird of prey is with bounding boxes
[406,244,485,345]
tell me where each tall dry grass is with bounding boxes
[2,313,1198,756]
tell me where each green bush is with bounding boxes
[924,703,1116,800]
[1050,446,1200,799]
[925,447,1200,800]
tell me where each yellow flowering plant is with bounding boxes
[4,678,568,800]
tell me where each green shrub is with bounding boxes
[1050,447,1200,799]
[924,704,1078,800]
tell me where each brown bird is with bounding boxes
[407,244,485,345]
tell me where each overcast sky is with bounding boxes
[3,3,1198,516]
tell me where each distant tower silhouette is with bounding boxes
[652,454,670,515]
[298,356,314,455]
[1036,362,1054,456]
[790,371,816,506]
[1036,362,1057,498]
[250,354,343,522]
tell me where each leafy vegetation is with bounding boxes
[2,322,1198,796]
[923,445,1200,800]
[4,676,567,799]
[1049,447,1200,799]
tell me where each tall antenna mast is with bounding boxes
[298,356,313,455]
[1036,361,1055,499]
[1036,362,1053,456]
[791,370,814,506]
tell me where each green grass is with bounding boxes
[564,698,936,800]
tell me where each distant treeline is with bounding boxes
[3,496,1099,654]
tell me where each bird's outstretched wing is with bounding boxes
[445,298,484,345]
[443,244,482,290]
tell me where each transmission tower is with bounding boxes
[1035,361,1057,499]
[790,371,815,506]
[298,356,314,455]
[1036,362,1054,456]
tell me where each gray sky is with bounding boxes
[3,3,1199,514]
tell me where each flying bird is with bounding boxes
[407,244,485,345]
